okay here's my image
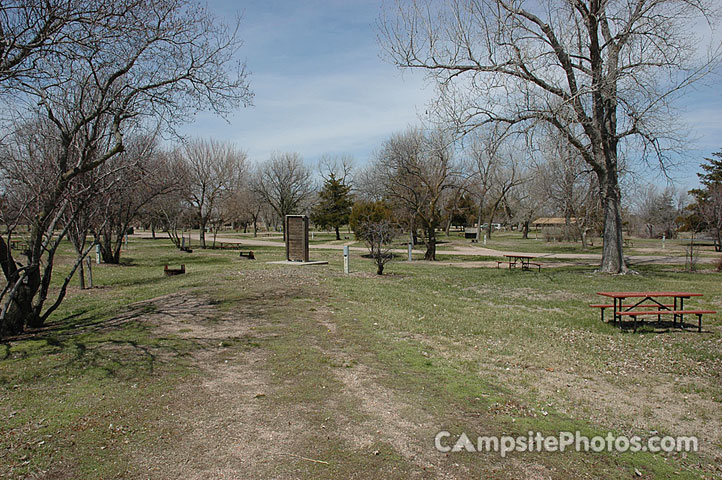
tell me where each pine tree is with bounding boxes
[687,150,722,251]
[310,173,353,240]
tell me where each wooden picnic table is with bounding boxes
[498,254,541,271]
[594,291,714,332]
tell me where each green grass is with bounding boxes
[1,236,720,478]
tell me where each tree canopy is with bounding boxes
[310,173,353,240]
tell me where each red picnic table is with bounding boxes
[497,254,541,271]
[593,291,715,332]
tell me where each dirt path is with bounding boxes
[133,232,718,265]
[88,259,720,478]
[124,268,489,479]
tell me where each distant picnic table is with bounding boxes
[497,254,541,272]
[592,291,715,332]
[9,240,28,251]
[211,242,243,250]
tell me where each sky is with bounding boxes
[180,0,722,191]
[180,0,433,167]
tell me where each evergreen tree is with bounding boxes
[694,151,722,191]
[687,150,722,251]
[310,173,353,240]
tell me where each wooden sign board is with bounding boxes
[285,215,309,262]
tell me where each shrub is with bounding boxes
[714,257,722,272]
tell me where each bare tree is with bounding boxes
[537,132,599,246]
[635,185,683,239]
[0,0,252,337]
[251,152,314,240]
[155,192,194,250]
[366,220,400,275]
[375,127,460,260]
[141,152,193,248]
[464,130,524,240]
[0,116,110,332]
[0,0,117,85]
[65,169,106,289]
[380,0,721,272]
[349,201,399,274]
[318,154,354,185]
[354,162,388,203]
[180,138,247,248]
[96,138,181,263]
[225,186,265,236]
[505,164,550,239]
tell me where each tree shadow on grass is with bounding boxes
[3,291,270,380]
[617,318,710,334]
[9,305,153,343]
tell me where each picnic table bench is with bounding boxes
[239,250,255,260]
[497,254,541,271]
[593,292,716,332]
[9,240,28,251]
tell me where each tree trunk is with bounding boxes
[486,200,503,239]
[376,262,384,275]
[424,225,436,261]
[199,218,207,248]
[475,203,483,242]
[521,221,530,239]
[410,218,418,245]
[78,261,85,289]
[335,225,340,240]
[0,237,33,337]
[167,229,181,249]
[16,261,42,329]
[1,282,36,336]
[151,224,156,239]
[598,172,626,273]
[100,231,122,264]
[99,236,114,263]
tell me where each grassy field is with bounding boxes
[1,237,721,478]
[199,227,721,260]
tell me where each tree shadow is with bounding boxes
[617,318,708,334]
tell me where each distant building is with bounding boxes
[532,217,577,228]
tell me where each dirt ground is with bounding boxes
[90,266,720,479]
[121,270,486,479]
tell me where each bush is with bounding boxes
[714,257,722,272]
[349,201,399,274]
[349,201,394,252]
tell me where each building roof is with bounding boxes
[533,217,577,226]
